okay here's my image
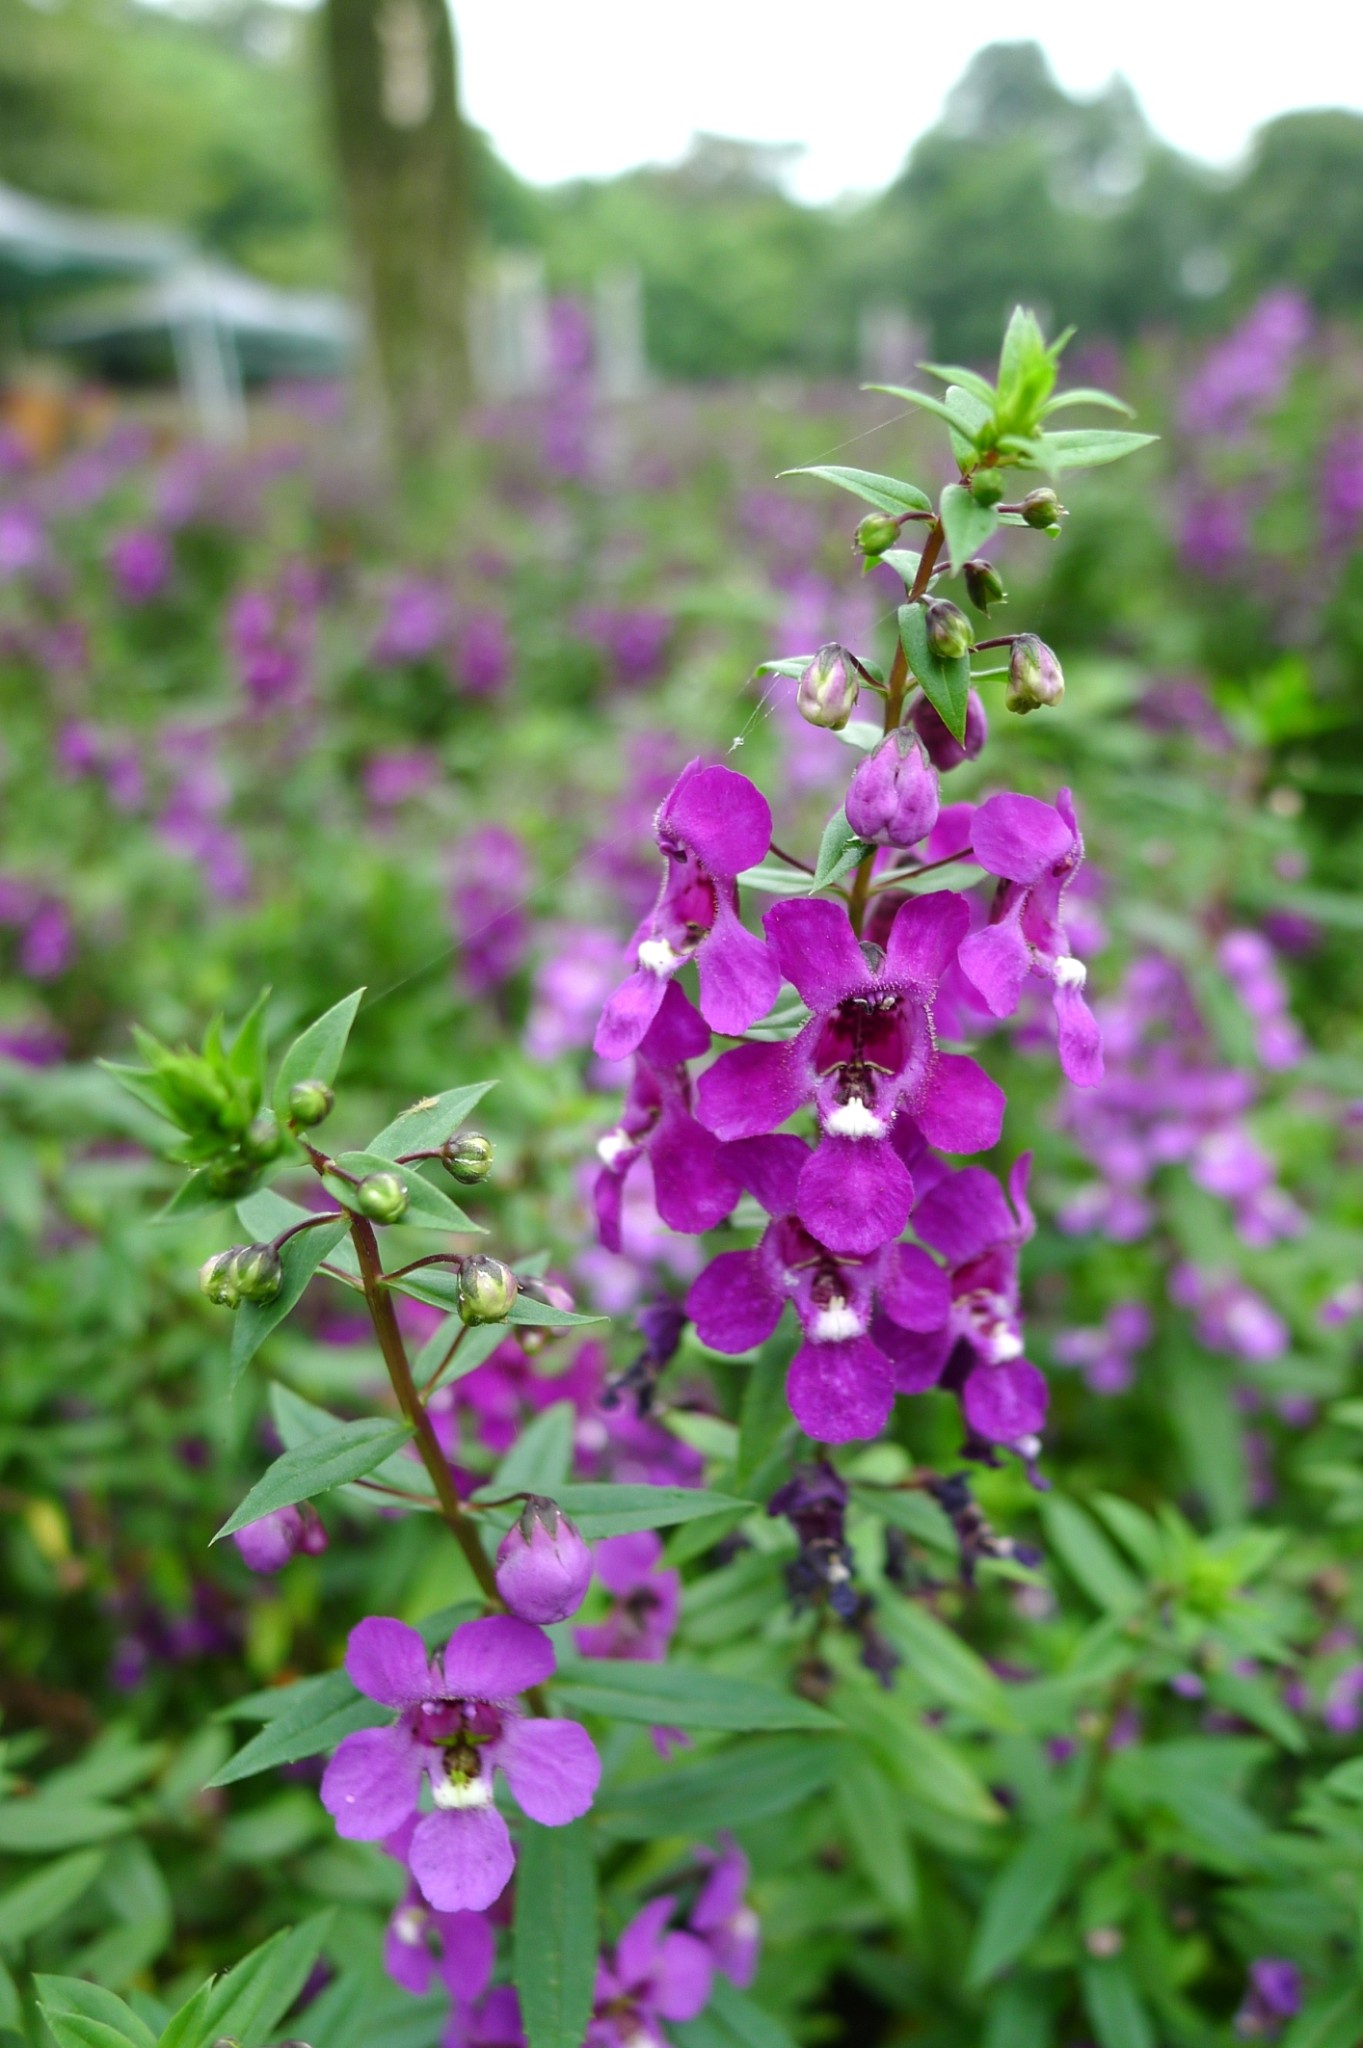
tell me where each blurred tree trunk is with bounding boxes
[322,0,472,459]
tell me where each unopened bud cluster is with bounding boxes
[199,1241,284,1310]
[458,1253,518,1325]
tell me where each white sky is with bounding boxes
[454,0,1363,203]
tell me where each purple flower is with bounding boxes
[586,1897,713,2048]
[876,1158,1048,1457]
[1052,1301,1151,1395]
[450,826,530,998]
[595,761,778,1059]
[697,893,1004,1256]
[1234,1957,1302,2038]
[911,689,987,772]
[107,527,172,605]
[594,984,742,1254]
[456,609,511,697]
[364,749,439,809]
[686,1134,949,1443]
[1170,1265,1289,1363]
[574,1532,679,1662]
[231,1503,327,1573]
[0,502,46,579]
[690,1840,760,1987]
[1181,291,1311,436]
[19,899,73,980]
[495,1501,593,1624]
[958,789,1102,1086]
[320,1615,600,1912]
[844,731,939,849]
[526,927,621,1061]
[445,1987,525,2048]
[1218,930,1304,1071]
[372,578,451,666]
[1320,428,1363,554]
[381,1819,495,1997]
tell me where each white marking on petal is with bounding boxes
[637,938,684,975]
[1014,1434,1042,1460]
[596,1128,633,1168]
[431,1771,493,1810]
[824,1100,886,1139]
[1053,956,1087,990]
[990,1328,1024,1363]
[813,1303,865,1342]
[393,1907,428,1945]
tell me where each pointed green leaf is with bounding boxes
[229,1216,349,1388]
[1040,1496,1144,1616]
[595,1735,842,1839]
[777,465,930,515]
[0,1797,132,1853]
[865,383,983,445]
[207,1672,385,1789]
[198,1916,334,2048]
[968,1823,1090,1986]
[513,1818,596,2048]
[273,989,365,1118]
[938,483,999,572]
[1038,429,1157,472]
[899,602,969,744]
[540,1482,753,1538]
[812,808,871,891]
[0,1848,105,1944]
[366,1082,497,1162]
[550,1659,837,1732]
[326,1152,482,1232]
[491,1401,575,1495]
[1040,387,1135,418]
[35,1981,156,2048]
[1080,1959,1156,2048]
[213,1419,413,1540]
[916,361,997,405]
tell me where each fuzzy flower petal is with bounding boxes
[410,1806,517,1915]
[441,1616,556,1701]
[495,1717,601,1825]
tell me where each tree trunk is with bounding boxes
[322,0,472,458]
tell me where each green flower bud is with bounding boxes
[287,1079,335,1128]
[442,1132,494,1185]
[1020,487,1064,530]
[232,1242,284,1306]
[969,469,1006,507]
[356,1170,409,1224]
[199,1248,243,1309]
[205,1155,255,1197]
[854,512,900,559]
[244,1111,285,1163]
[796,644,858,731]
[925,599,973,661]
[458,1254,519,1326]
[963,559,1006,614]
[1006,634,1065,714]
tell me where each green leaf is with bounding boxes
[967,1823,1089,1985]
[0,1848,104,1945]
[155,1981,214,2048]
[835,1750,917,1916]
[506,1295,606,1330]
[1281,1985,1363,2048]
[777,465,930,516]
[213,1418,413,1539]
[513,1819,597,2048]
[812,808,870,891]
[875,1600,1014,1728]
[35,1981,156,2048]
[229,1217,349,1389]
[1204,1668,1306,1752]
[491,1402,575,1495]
[1080,1960,1155,2048]
[366,1082,497,1162]
[197,1915,334,2048]
[207,1673,386,1788]
[736,860,822,899]
[916,362,997,406]
[1037,429,1157,473]
[546,1483,754,1539]
[737,1338,795,1492]
[1040,1496,1144,1616]
[938,483,998,571]
[899,602,969,744]
[594,1735,842,1839]
[551,1658,838,1732]
[326,1152,481,1232]
[273,989,365,1118]
[0,1797,132,1853]
[866,383,984,445]
[708,1981,800,2048]
[414,1318,507,1389]
[1040,388,1135,418]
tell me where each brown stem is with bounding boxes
[865,845,976,899]
[349,1212,500,1603]
[273,1210,346,1250]
[769,841,817,877]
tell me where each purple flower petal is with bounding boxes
[765,897,872,1012]
[725,1133,810,1216]
[663,763,772,878]
[437,1910,496,2001]
[874,1318,954,1392]
[958,918,1030,1018]
[593,1530,663,1594]
[651,1104,743,1235]
[971,793,1074,882]
[877,1243,951,1331]
[915,1053,1005,1154]
[321,1726,423,1840]
[797,1135,913,1255]
[883,890,970,990]
[651,1931,715,2022]
[697,1036,809,1140]
[384,1910,435,1995]
[1053,978,1103,1087]
[345,1616,433,1706]
[962,1358,1048,1443]
[410,1806,516,1914]
[786,1335,896,1442]
[687,1249,784,1353]
[696,899,781,1036]
[496,1716,601,1824]
[913,1166,1017,1264]
[640,981,712,1064]
[594,968,669,1062]
[442,1616,556,1701]
[616,1896,677,1987]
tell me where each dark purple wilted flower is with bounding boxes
[697,893,1003,1256]
[911,688,987,772]
[686,1134,949,1442]
[877,1159,1047,1459]
[767,1461,859,1614]
[585,1896,713,2048]
[689,1839,760,1987]
[232,1502,328,1573]
[574,1531,679,1663]
[595,761,778,1059]
[1234,1957,1302,2039]
[958,789,1101,1086]
[107,527,172,605]
[321,1616,599,1911]
[594,984,742,1254]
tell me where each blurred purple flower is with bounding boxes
[449,825,530,997]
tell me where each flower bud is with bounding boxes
[1006,634,1065,714]
[854,512,900,559]
[200,1247,243,1308]
[963,559,1006,614]
[796,644,858,731]
[1020,487,1064,530]
[288,1078,335,1128]
[515,1275,575,1355]
[232,1503,327,1574]
[925,599,973,661]
[243,1111,285,1163]
[458,1254,519,1326]
[844,730,940,850]
[495,1497,592,1623]
[442,1132,494,1185]
[911,689,988,772]
[232,1242,284,1306]
[969,469,1006,507]
[356,1170,409,1223]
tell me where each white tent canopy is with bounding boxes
[0,181,187,293]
